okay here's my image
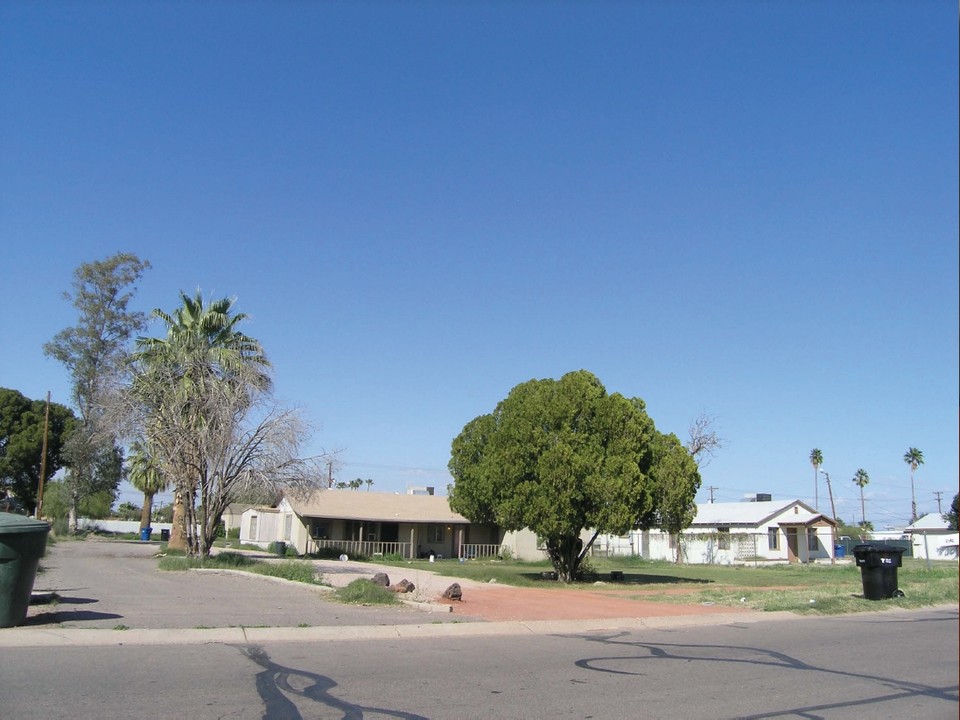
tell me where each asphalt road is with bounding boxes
[3,607,957,719]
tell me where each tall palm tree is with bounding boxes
[903,447,924,523]
[133,290,271,553]
[852,468,870,527]
[128,440,169,532]
[809,449,823,510]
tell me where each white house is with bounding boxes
[904,514,958,561]
[595,499,837,565]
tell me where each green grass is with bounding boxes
[332,579,399,605]
[158,552,323,585]
[381,555,957,615]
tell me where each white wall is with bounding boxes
[77,518,173,535]
[910,532,959,560]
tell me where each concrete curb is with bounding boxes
[0,612,778,648]
[5,605,954,649]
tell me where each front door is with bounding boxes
[786,528,799,563]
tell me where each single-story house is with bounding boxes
[222,503,253,534]
[595,499,838,564]
[240,489,508,560]
[904,514,959,561]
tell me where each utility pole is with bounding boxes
[820,470,838,565]
[933,491,943,514]
[327,461,333,488]
[708,486,718,503]
[35,391,51,520]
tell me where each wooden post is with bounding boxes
[35,392,51,519]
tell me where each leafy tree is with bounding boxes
[365,478,374,491]
[0,388,76,514]
[945,493,959,531]
[852,468,870,527]
[43,253,151,531]
[42,480,115,521]
[836,518,871,542]
[128,290,322,556]
[115,501,141,521]
[809,448,823,510]
[903,447,924,523]
[349,478,363,490]
[448,370,681,582]
[127,440,169,531]
[641,432,701,563]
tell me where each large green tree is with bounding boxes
[945,493,959,531]
[639,431,701,563]
[448,370,694,582]
[43,253,151,531]
[903,447,924,523]
[0,388,76,514]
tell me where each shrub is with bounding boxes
[333,579,399,605]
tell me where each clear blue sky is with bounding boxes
[2,2,957,529]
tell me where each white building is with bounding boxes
[595,499,837,565]
[904,514,958,561]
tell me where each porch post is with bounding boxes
[457,528,463,559]
[410,527,415,560]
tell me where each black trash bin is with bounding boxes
[0,513,51,628]
[160,529,170,542]
[852,544,905,600]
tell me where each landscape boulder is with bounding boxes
[371,572,390,587]
[389,579,415,594]
[442,583,463,601]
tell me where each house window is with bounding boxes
[283,514,293,542]
[768,528,780,550]
[249,515,258,540]
[428,524,444,543]
[717,528,730,550]
[311,522,327,539]
[808,531,819,552]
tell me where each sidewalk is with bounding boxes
[0,538,763,648]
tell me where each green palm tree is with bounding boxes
[903,447,924,523]
[133,290,270,554]
[128,440,169,532]
[809,449,823,510]
[852,468,870,527]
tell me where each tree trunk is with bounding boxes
[167,487,188,552]
[67,500,78,534]
[139,492,154,532]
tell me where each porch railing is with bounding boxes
[459,543,508,560]
[308,539,412,559]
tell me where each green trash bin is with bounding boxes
[0,512,51,628]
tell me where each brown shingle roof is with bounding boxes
[286,489,471,524]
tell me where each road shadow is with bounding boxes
[567,630,959,718]
[238,644,428,719]
[20,609,125,626]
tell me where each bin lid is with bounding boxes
[0,512,51,534]
[852,543,905,554]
